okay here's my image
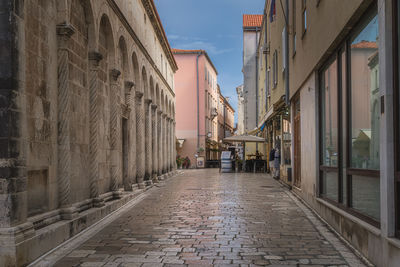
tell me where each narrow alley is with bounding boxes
[43,170,367,267]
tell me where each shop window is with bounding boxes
[319,5,379,226]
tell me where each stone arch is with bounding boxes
[156,84,160,106]
[131,51,140,91]
[99,14,115,65]
[67,0,98,203]
[118,36,129,103]
[160,90,165,112]
[142,66,148,96]
[98,13,116,194]
[68,0,96,51]
[149,76,155,101]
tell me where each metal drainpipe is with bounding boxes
[255,28,259,150]
[196,53,201,151]
[285,0,289,105]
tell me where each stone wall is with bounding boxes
[0,0,177,266]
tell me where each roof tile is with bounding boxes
[243,14,263,28]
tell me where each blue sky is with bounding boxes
[154,0,265,122]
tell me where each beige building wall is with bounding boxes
[289,0,367,99]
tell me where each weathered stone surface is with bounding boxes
[54,170,366,267]
[0,0,176,266]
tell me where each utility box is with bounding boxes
[220,151,232,173]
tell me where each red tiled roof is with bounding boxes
[351,40,378,49]
[243,14,263,28]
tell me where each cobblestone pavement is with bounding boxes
[53,169,367,267]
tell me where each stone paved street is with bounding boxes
[53,170,367,267]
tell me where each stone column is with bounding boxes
[157,110,163,177]
[151,104,159,182]
[144,99,152,181]
[88,51,104,207]
[173,120,177,170]
[135,91,145,188]
[162,114,167,174]
[166,117,171,172]
[124,81,135,191]
[170,118,174,171]
[109,69,121,198]
[57,23,78,218]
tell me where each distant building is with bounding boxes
[242,14,263,132]
[217,85,235,145]
[173,49,221,167]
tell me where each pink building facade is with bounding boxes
[172,49,220,167]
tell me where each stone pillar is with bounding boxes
[166,117,171,172]
[144,99,152,181]
[173,120,177,170]
[124,81,135,191]
[88,51,104,207]
[162,114,167,174]
[157,110,163,177]
[57,23,78,218]
[151,104,159,182]
[135,91,145,188]
[170,118,174,171]
[109,69,122,198]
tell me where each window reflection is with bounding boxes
[322,59,338,167]
[350,14,379,170]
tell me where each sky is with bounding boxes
[154,0,265,122]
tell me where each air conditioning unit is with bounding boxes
[263,43,270,54]
[211,108,218,119]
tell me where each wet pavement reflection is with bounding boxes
[55,169,366,267]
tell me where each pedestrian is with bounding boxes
[274,147,280,179]
[269,147,275,176]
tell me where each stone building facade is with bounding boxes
[0,0,177,265]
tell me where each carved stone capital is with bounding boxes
[162,114,167,118]
[125,80,135,90]
[88,51,103,66]
[151,104,158,110]
[135,91,144,99]
[144,99,152,105]
[56,23,76,39]
[157,110,163,115]
[110,68,121,81]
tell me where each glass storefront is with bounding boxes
[319,5,379,225]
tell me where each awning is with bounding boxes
[223,134,266,143]
[257,107,274,128]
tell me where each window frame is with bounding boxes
[302,0,307,37]
[273,50,278,88]
[318,3,380,228]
